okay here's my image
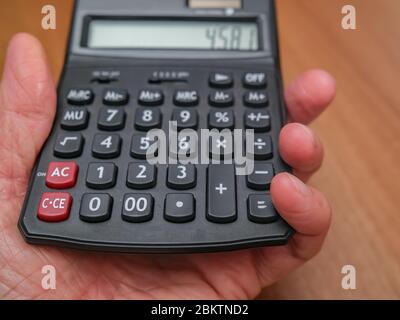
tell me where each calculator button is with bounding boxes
[61,107,89,131]
[208,110,234,130]
[174,90,199,106]
[37,192,72,222]
[244,91,269,107]
[172,109,198,130]
[86,163,117,189]
[45,162,78,189]
[248,194,279,223]
[164,193,195,223]
[207,165,236,223]
[138,89,164,106]
[54,133,84,158]
[122,194,154,223]
[209,72,233,88]
[248,134,273,160]
[103,88,129,106]
[170,135,198,159]
[209,90,234,107]
[66,88,94,105]
[130,134,158,159]
[209,133,234,160]
[243,72,267,88]
[98,107,126,131]
[92,134,121,159]
[167,164,196,190]
[127,163,157,189]
[134,108,162,131]
[247,163,274,190]
[244,110,271,132]
[80,194,113,223]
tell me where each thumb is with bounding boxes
[0,33,56,186]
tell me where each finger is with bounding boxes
[0,33,56,189]
[270,173,332,260]
[279,123,324,181]
[284,69,336,124]
[0,33,56,154]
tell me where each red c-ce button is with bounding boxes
[37,192,72,222]
[45,162,78,189]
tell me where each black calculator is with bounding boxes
[19,0,293,253]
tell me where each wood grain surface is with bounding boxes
[0,0,399,299]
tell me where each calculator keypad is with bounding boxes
[21,67,292,253]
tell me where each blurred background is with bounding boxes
[0,0,399,299]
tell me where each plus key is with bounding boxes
[207,164,237,223]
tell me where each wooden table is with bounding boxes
[0,0,399,299]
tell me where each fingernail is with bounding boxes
[286,173,312,197]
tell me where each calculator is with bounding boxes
[19,0,293,253]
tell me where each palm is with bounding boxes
[0,34,334,299]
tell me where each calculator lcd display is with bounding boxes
[86,20,259,51]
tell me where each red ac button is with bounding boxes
[46,162,78,189]
[37,192,72,222]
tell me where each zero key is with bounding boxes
[207,164,236,223]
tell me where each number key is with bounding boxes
[172,109,198,130]
[127,163,157,189]
[134,108,162,131]
[98,107,125,131]
[167,164,196,190]
[80,194,113,222]
[130,133,158,159]
[122,194,154,223]
[92,134,121,159]
[86,163,117,189]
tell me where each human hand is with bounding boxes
[0,34,335,299]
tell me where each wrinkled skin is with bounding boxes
[0,34,335,299]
